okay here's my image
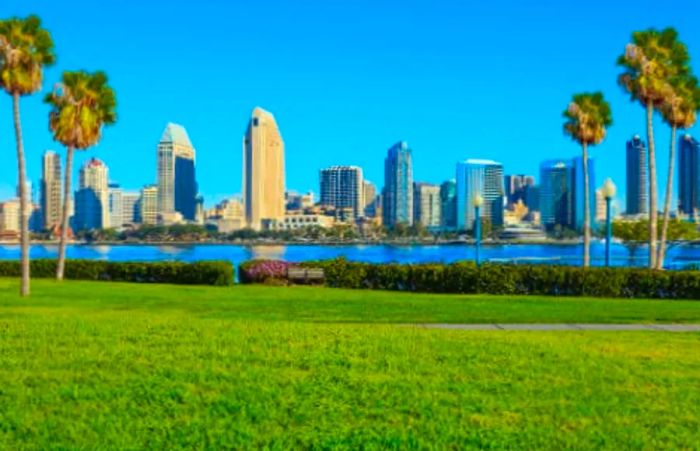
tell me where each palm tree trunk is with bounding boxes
[56,146,74,281]
[657,125,677,270]
[12,93,30,296]
[582,142,591,267]
[646,101,658,269]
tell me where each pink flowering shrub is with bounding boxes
[239,259,295,284]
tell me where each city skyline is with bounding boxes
[0,1,699,208]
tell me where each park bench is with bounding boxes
[287,267,325,285]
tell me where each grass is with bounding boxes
[1,278,700,448]
[2,278,700,324]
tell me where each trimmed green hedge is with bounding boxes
[0,260,233,286]
[241,258,700,300]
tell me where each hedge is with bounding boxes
[240,258,700,300]
[0,259,233,286]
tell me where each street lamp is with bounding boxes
[473,193,484,266]
[602,178,617,267]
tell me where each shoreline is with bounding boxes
[1,239,588,246]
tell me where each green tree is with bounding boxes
[618,28,690,269]
[44,71,117,280]
[563,92,613,267]
[657,76,700,269]
[614,219,698,267]
[0,15,55,296]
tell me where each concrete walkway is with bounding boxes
[415,324,700,332]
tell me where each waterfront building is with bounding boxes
[121,192,140,226]
[504,174,535,207]
[626,135,648,216]
[0,199,20,232]
[320,166,364,220]
[243,107,285,231]
[382,141,413,228]
[138,184,158,225]
[40,150,62,230]
[264,213,335,231]
[539,160,574,230]
[440,179,457,229]
[157,123,198,221]
[363,180,376,216]
[678,134,700,218]
[456,159,504,231]
[413,182,441,228]
[108,183,123,229]
[286,191,314,211]
[73,158,109,231]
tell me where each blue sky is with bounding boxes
[0,0,699,208]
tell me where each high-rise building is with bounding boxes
[626,135,648,216]
[678,134,700,218]
[0,199,20,232]
[504,174,535,207]
[40,150,62,230]
[539,157,595,231]
[108,183,123,229]
[243,107,285,231]
[121,192,140,226]
[382,141,413,228]
[138,185,158,225]
[456,159,504,231]
[363,180,376,215]
[73,158,109,230]
[157,123,198,221]
[413,182,441,228]
[320,166,364,219]
[440,179,457,229]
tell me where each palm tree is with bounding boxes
[0,16,55,296]
[563,92,613,267]
[657,76,700,269]
[44,70,117,280]
[618,28,690,269]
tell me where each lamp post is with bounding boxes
[602,178,616,267]
[473,193,484,266]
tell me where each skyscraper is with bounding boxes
[243,107,285,231]
[626,135,648,216]
[413,182,441,228]
[456,159,504,231]
[363,180,376,216]
[320,166,364,219]
[678,134,700,218]
[504,174,535,207]
[539,160,573,230]
[382,141,413,228]
[40,150,62,230]
[108,183,123,229]
[121,192,140,226]
[440,179,457,229]
[138,185,158,225]
[157,123,198,221]
[73,158,109,230]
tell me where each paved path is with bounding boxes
[414,324,700,332]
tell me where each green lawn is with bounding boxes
[1,279,700,448]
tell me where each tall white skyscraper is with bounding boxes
[74,158,109,230]
[41,150,62,230]
[243,107,285,230]
[157,123,198,220]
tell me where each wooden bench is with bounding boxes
[287,267,325,285]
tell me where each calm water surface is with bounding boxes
[1,242,700,269]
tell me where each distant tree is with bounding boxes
[0,15,55,296]
[44,70,117,280]
[618,28,690,268]
[563,92,613,267]
[614,219,698,267]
